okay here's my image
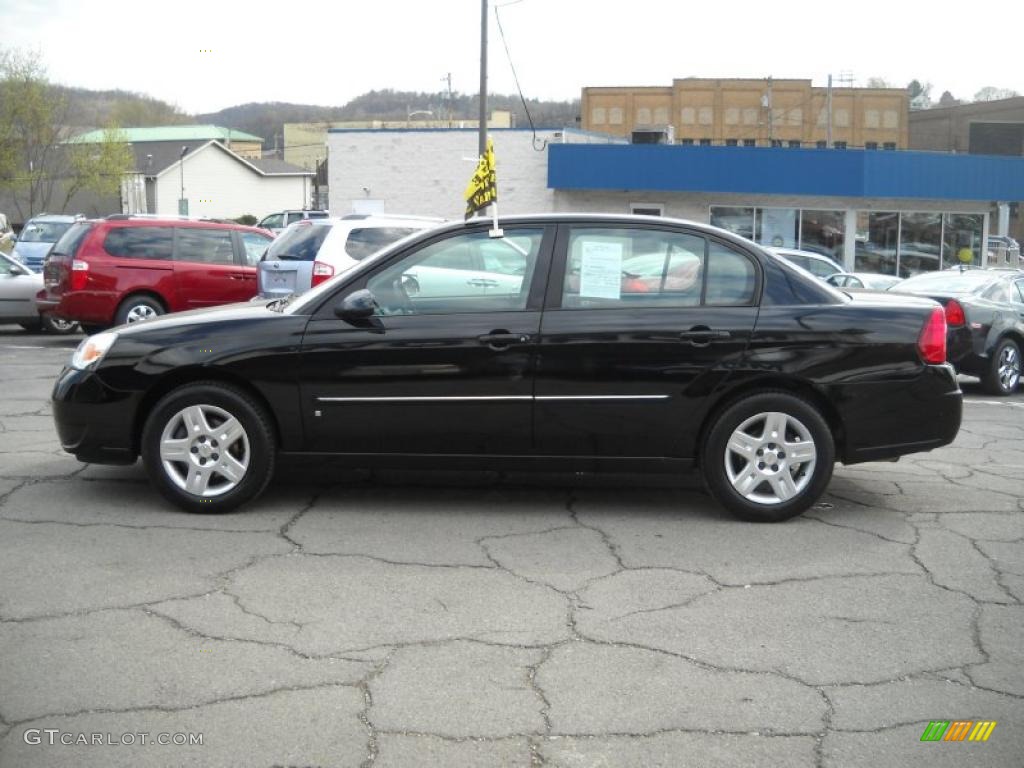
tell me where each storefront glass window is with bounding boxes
[799,210,845,260]
[709,207,754,240]
[755,208,799,248]
[898,212,943,277]
[854,212,899,274]
[941,214,984,268]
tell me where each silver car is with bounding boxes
[0,251,78,334]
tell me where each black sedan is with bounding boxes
[891,269,1024,395]
[52,215,962,522]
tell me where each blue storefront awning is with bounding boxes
[547,144,1024,202]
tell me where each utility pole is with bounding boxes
[478,0,488,157]
[442,72,453,128]
[826,73,833,148]
[765,76,774,144]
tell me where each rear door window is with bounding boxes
[174,228,236,265]
[103,227,174,260]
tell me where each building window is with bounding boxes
[865,110,881,129]
[770,139,783,148]
[833,141,847,149]
[899,212,942,277]
[742,108,758,126]
[630,203,664,216]
[816,140,828,148]
[725,108,740,125]
[608,108,624,125]
[726,138,738,146]
[680,138,694,145]
[756,208,799,248]
[788,140,802,148]
[883,141,896,150]
[743,138,756,147]
[883,110,899,129]
[680,107,696,125]
[698,107,714,125]
[800,210,845,262]
[835,109,850,128]
[636,107,652,125]
[591,107,607,125]
[710,207,755,240]
[865,141,879,150]
[653,107,669,124]
[699,138,712,146]
[942,213,984,268]
[855,211,899,274]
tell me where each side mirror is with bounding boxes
[334,288,377,321]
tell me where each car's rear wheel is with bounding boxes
[983,338,1021,396]
[141,382,275,513]
[702,392,834,522]
[115,295,164,326]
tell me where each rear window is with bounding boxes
[263,224,331,262]
[345,227,419,260]
[896,270,995,294]
[103,227,174,260]
[50,222,92,258]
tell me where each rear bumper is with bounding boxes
[52,366,139,464]
[840,363,962,464]
[37,288,116,324]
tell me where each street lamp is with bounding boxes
[178,146,189,216]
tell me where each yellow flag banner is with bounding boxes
[464,138,497,220]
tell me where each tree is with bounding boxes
[938,90,960,107]
[866,77,892,88]
[973,86,1020,102]
[62,122,134,210]
[907,80,933,110]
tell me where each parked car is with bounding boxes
[891,269,1024,395]
[826,272,903,291]
[52,214,962,521]
[766,247,844,280]
[986,235,1020,268]
[0,251,78,333]
[257,210,329,236]
[11,214,83,271]
[257,214,443,299]
[36,215,274,333]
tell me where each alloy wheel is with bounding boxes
[724,411,817,505]
[158,404,250,496]
[125,304,158,323]
[998,345,1020,392]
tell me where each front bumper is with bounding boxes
[52,366,139,464]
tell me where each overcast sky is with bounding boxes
[4,0,1023,114]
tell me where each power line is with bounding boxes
[493,2,546,151]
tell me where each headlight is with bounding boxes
[71,332,118,370]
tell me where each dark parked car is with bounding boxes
[891,268,1024,395]
[52,215,962,521]
[37,215,274,333]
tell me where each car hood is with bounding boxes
[110,300,286,338]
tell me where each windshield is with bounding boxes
[20,220,73,243]
[894,270,996,294]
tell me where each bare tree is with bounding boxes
[973,86,1020,102]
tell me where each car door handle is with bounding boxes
[679,328,732,345]
[478,332,531,349]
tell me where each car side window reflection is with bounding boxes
[561,228,705,309]
[366,229,543,316]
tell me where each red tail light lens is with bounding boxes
[918,306,947,364]
[70,259,89,291]
[311,260,334,287]
[944,299,965,326]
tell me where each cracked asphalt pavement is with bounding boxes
[0,329,1022,767]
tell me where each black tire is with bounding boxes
[41,315,79,335]
[81,323,108,335]
[115,295,164,326]
[982,338,1021,396]
[702,392,835,522]
[19,320,43,333]
[141,382,276,513]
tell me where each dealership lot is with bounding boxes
[0,329,1021,767]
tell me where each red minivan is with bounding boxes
[38,216,273,332]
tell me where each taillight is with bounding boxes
[944,299,965,326]
[70,259,89,291]
[311,260,334,287]
[918,306,947,364]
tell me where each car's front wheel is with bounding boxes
[141,382,275,513]
[702,392,835,522]
[983,338,1021,396]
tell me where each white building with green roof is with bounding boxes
[71,125,264,159]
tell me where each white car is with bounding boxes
[258,214,445,298]
[766,247,844,280]
[0,251,78,333]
